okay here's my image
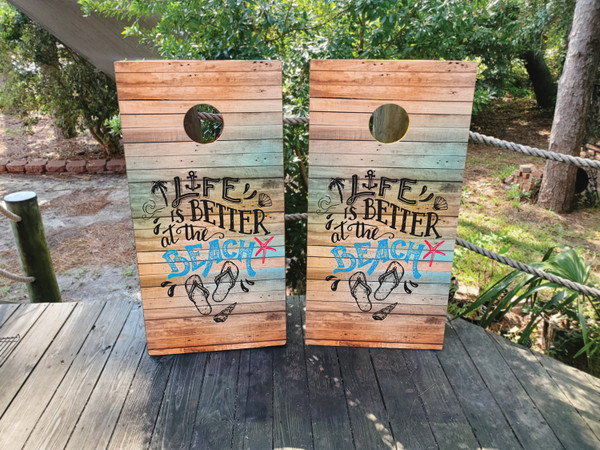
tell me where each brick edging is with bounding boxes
[0,158,126,175]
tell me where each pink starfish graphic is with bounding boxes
[254,236,276,264]
[424,240,446,267]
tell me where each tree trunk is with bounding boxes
[537,0,600,212]
[522,49,557,109]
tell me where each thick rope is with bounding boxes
[469,131,600,170]
[0,204,21,222]
[0,267,34,283]
[455,238,600,299]
[284,213,308,221]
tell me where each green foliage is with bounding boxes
[458,248,600,369]
[0,1,121,156]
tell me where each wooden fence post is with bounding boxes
[4,191,61,303]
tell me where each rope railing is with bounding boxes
[0,203,21,222]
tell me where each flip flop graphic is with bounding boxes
[213,261,239,303]
[185,275,211,315]
[349,271,372,312]
[374,261,404,301]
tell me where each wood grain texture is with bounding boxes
[115,60,286,354]
[305,59,476,348]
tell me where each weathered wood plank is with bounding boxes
[305,345,354,449]
[25,301,134,450]
[370,348,438,449]
[231,348,273,449]
[122,124,283,143]
[126,166,285,182]
[108,353,175,449]
[123,140,283,157]
[0,303,20,327]
[310,70,477,87]
[121,112,283,129]
[0,302,105,450]
[0,303,72,415]
[337,347,396,448]
[116,70,281,87]
[190,351,242,449]
[115,60,281,73]
[533,350,600,441]
[310,85,474,102]
[310,125,469,143]
[310,111,472,128]
[310,97,474,115]
[402,349,481,449]
[149,352,208,449]
[117,85,282,101]
[451,318,563,449]
[310,59,477,73]
[308,140,468,156]
[437,322,523,449]
[488,331,599,448]
[66,304,146,450]
[272,295,314,449]
[119,99,283,115]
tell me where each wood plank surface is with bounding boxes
[65,304,146,450]
[0,303,104,450]
[1,299,599,449]
[116,59,286,354]
[25,301,134,450]
[306,59,476,348]
[451,318,563,449]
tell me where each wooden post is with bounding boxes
[4,191,61,303]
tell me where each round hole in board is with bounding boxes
[183,104,224,144]
[369,104,410,144]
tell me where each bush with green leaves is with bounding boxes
[0,1,121,156]
[459,248,599,372]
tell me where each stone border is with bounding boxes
[0,159,126,175]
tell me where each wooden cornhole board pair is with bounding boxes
[115,59,476,355]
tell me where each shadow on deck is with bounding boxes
[0,296,598,449]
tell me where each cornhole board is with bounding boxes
[115,60,286,355]
[305,60,477,349]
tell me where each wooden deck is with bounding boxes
[0,297,598,450]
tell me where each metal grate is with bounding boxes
[0,335,20,366]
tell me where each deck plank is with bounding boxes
[0,303,71,415]
[149,352,208,449]
[0,302,104,449]
[370,348,438,449]
[25,301,134,449]
[337,347,395,449]
[402,348,480,449]
[272,295,314,449]
[451,318,563,449]
[489,331,599,448]
[108,352,175,449]
[437,322,522,449]
[533,349,600,441]
[190,351,241,449]
[0,299,597,449]
[305,345,354,449]
[0,303,20,327]
[232,348,273,449]
[65,303,145,450]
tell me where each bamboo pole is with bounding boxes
[4,191,61,303]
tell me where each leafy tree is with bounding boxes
[0,1,121,156]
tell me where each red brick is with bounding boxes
[6,160,27,173]
[514,169,521,178]
[25,159,48,174]
[86,159,107,174]
[46,160,67,173]
[106,159,126,174]
[522,172,530,180]
[66,160,87,173]
[531,168,544,179]
[0,159,9,173]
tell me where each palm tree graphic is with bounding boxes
[151,180,168,206]
[328,177,345,203]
